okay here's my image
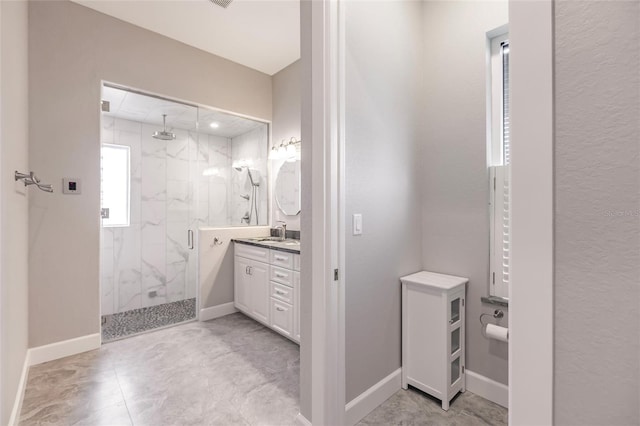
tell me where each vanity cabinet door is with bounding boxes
[294,271,301,342]
[234,256,251,313]
[249,261,270,324]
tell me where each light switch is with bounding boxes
[353,214,363,235]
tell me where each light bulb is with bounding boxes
[286,143,296,160]
[268,147,279,160]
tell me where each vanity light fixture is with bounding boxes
[269,137,301,161]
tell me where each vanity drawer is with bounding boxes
[294,254,301,272]
[270,265,293,286]
[235,243,270,263]
[271,298,294,338]
[270,250,294,269]
[271,282,294,304]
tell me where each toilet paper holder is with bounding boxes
[480,309,504,338]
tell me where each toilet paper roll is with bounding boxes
[485,323,509,342]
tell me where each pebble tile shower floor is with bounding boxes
[101,298,196,342]
[20,312,507,425]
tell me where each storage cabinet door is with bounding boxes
[249,261,270,324]
[234,256,251,313]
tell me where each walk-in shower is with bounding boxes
[100,84,269,341]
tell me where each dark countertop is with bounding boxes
[233,238,301,254]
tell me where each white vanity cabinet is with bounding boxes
[234,242,300,344]
[400,271,468,411]
[234,244,270,325]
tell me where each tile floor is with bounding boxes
[20,313,299,426]
[358,388,508,425]
[20,312,507,426]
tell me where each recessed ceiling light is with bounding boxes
[210,122,220,129]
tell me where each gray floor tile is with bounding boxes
[20,312,506,426]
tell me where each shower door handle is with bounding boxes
[187,229,194,250]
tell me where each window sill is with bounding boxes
[481,295,509,308]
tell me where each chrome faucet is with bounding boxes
[276,221,287,241]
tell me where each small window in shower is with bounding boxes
[101,143,130,227]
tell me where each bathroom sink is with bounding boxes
[245,237,300,246]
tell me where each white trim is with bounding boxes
[295,413,312,426]
[28,333,101,366]
[509,0,554,424]
[7,352,29,426]
[345,368,401,426]
[465,370,508,409]
[198,302,238,322]
[309,0,345,424]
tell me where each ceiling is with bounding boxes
[71,0,300,75]
[102,86,265,138]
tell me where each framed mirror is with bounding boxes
[275,160,301,216]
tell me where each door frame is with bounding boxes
[508,0,554,424]
[302,0,346,424]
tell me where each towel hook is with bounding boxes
[14,171,53,193]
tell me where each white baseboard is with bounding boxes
[465,370,508,408]
[8,351,30,426]
[295,413,312,426]
[199,302,238,322]
[29,333,101,366]
[345,368,401,425]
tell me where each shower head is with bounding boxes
[152,114,176,140]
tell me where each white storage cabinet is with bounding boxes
[234,242,300,343]
[401,271,468,410]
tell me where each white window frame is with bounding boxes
[101,143,131,228]
[488,29,510,299]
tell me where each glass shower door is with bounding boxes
[100,85,199,341]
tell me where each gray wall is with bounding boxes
[1,1,29,422]
[344,0,424,402]
[28,0,272,347]
[271,60,301,231]
[554,1,640,424]
[421,0,509,385]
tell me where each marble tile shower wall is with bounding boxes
[230,126,268,226]
[101,117,229,316]
[198,133,232,227]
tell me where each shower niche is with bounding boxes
[100,84,269,341]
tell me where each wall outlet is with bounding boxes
[148,290,158,298]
